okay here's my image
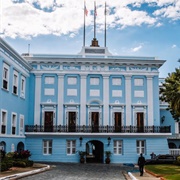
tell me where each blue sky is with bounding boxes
[0,0,180,77]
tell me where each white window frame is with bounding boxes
[66,140,76,155]
[112,78,122,85]
[1,110,7,134]
[2,63,9,90]
[90,77,99,85]
[43,140,52,155]
[134,78,144,86]
[20,76,26,98]
[19,114,24,136]
[136,140,146,155]
[114,140,123,155]
[68,77,77,85]
[45,77,55,84]
[13,70,19,95]
[11,113,17,135]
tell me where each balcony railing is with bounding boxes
[25,125,171,133]
[169,149,180,156]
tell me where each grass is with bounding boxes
[145,164,180,180]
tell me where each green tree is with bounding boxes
[160,68,180,122]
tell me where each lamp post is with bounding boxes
[108,137,111,146]
[79,137,83,146]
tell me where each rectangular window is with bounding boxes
[45,77,54,84]
[136,140,146,154]
[112,78,122,85]
[19,115,24,136]
[2,63,9,90]
[1,111,7,134]
[43,140,52,155]
[134,78,144,86]
[21,76,26,98]
[12,114,16,135]
[67,140,76,155]
[68,77,77,85]
[114,140,123,154]
[90,77,99,85]
[13,71,18,95]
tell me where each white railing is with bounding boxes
[169,149,180,156]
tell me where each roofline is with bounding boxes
[0,37,32,71]
[24,56,166,68]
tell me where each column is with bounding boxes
[80,75,87,125]
[103,75,109,125]
[147,76,153,125]
[57,74,64,125]
[34,74,42,125]
[125,75,132,126]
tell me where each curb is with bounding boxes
[0,165,50,180]
[128,172,138,180]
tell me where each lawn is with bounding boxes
[145,164,180,180]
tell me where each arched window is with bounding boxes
[17,142,24,152]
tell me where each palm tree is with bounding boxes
[160,68,180,121]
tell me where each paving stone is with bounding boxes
[20,163,132,180]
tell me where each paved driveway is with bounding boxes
[20,163,133,180]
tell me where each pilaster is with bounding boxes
[34,73,42,125]
[125,75,132,125]
[103,75,109,125]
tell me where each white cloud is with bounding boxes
[172,44,177,48]
[0,0,179,39]
[131,45,143,52]
[156,22,163,27]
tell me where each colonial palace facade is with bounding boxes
[0,37,179,163]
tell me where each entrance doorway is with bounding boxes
[44,111,53,132]
[68,112,76,132]
[137,112,144,132]
[17,142,24,152]
[91,112,99,132]
[114,112,122,132]
[86,140,104,163]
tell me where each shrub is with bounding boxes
[6,152,15,158]
[13,161,26,168]
[0,150,6,160]
[174,156,180,166]
[26,160,34,167]
[0,162,8,172]
[13,150,31,159]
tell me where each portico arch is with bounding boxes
[86,140,104,163]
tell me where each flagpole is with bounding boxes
[104,2,107,47]
[83,1,86,47]
[94,1,96,39]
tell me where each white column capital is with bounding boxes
[57,74,65,78]
[125,75,132,80]
[34,73,42,78]
[80,74,87,79]
[146,76,154,80]
[102,74,110,79]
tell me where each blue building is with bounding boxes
[0,37,179,163]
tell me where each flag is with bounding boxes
[104,2,107,15]
[84,5,88,16]
[94,4,97,16]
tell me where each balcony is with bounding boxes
[25,125,171,133]
[169,149,180,156]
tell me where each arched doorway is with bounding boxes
[0,141,6,151]
[168,142,177,149]
[17,142,24,152]
[86,140,104,163]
